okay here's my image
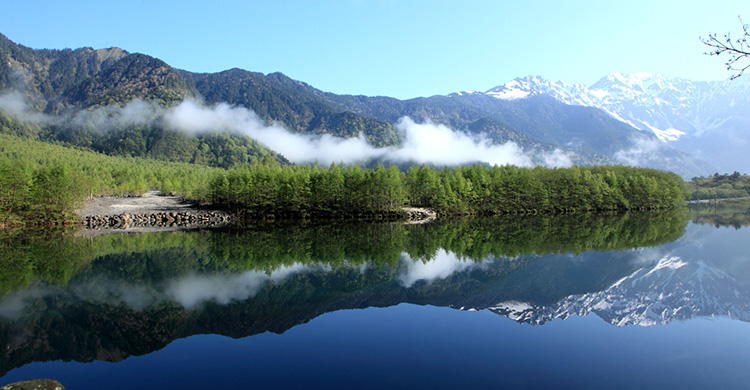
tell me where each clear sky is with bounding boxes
[2,0,749,99]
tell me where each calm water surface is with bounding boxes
[1,205,749,389]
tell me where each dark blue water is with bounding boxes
[2,209,750,389]
[4,306,750,389]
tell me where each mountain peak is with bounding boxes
[592,72,673,91]
[485,75,554,100]
[485,75,599,107]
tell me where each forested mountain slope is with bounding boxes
[0,33,714,177]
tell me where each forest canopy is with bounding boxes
[1,130,686,227]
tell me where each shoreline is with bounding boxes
[74,192,438,234]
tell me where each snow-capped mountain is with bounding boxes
[483,73,750,171]
[487,253,750,327]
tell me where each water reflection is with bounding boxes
[398,249,490,288]
[165,264,329,308]
[0,205,749,376]
[487,204,750,326]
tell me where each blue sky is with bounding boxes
[2,0,749,99]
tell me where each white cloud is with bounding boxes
[540,148,574,168]
[0,90,49,123]
[1,93,574,169]
[164,100,550,167]
[614,137,663,166]
[388,117,533,167]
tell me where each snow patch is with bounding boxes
[486,88,531,100]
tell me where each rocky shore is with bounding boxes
[75,192,437,234]
[83,210,232,230]
[76,191,233,233]
[402,207,437,224]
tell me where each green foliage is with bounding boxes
[0,133,220,225]
[35,120,288,168]
[687,171,750,200]
[0,227,97,293]
[689,198,750,228]
[210,163,687,219]
[65,53,195,108]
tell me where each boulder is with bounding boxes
[1,379,65,390]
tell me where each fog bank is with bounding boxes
[0,91,573,168]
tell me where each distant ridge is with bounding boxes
[0,33,721,176]
[481,73,750,171]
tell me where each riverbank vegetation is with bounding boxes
[208,163,686,218]
[1,131,686,227]
[0,133,220,227]
[687,171,750,201]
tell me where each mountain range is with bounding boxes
[482,73,750,172]
[1,33,743,177]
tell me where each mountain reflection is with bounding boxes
[2,206,750,375]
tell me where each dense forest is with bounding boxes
[208,162,686,219]
[0,112,289,168]
[689,198,750,228]
[0,127,687,227]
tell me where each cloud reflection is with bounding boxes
[398,249,490,288]
[165,264,329,308]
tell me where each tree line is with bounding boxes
[0,133,219,226]
[208,162,687,218]
[688,171,750,200]
[1,131,687,227]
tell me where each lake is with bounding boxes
[1,203,750,389]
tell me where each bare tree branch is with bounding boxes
[701,16,750,79]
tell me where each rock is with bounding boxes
[82,210,233,230]
[1,379,65,390]
[402,207,437,224]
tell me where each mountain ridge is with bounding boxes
[483,73,750,171]
[0,33,722,176]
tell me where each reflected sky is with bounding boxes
[491,223,750,326]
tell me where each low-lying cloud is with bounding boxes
[389,117,533,166]
[614,137,664,166]
[165,100,386,164]
[0,91,160,130]
[70,99,160,131]
[165,100,573,168]
[0,90,50,124]
[1,91,573,168]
